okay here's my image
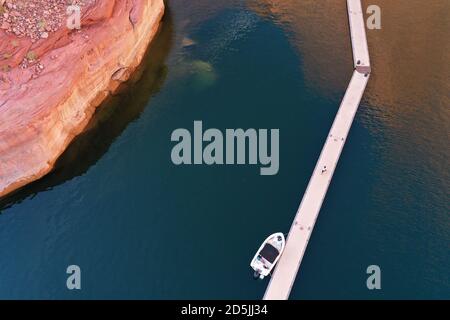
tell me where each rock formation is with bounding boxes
[0,0,165,197]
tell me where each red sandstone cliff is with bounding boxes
[0,0,165,197]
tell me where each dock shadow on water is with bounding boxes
[0,11,174,211]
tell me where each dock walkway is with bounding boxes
[263,0,371,300]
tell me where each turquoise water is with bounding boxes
[0,0,448,299]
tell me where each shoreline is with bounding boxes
[0,0,165,198]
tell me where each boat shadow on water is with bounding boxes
[0,9,175,212]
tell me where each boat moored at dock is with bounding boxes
[250,233,286,280]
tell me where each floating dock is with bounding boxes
[263,0,371,300]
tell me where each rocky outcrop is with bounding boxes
[0,0,165,197]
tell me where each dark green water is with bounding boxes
[0,0,448,299]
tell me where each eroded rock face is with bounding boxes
[0,0,165,197]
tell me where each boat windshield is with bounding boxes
[259,243,279,263]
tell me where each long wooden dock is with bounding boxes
[263,0,371,300]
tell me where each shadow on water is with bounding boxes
[0,9,175,211]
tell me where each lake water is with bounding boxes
[0,0,448,299]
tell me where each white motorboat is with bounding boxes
[250,232,285,280]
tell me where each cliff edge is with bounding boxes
[0,0,165,197]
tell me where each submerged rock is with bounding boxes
[182,37,196,47]
[190,60,217,90]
